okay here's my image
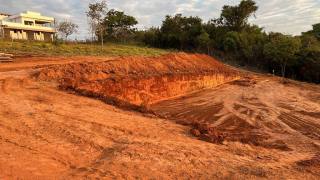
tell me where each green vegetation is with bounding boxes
[136,0,320,83]
[103,9,138,42]
[0,40,169,57]
[86,0,108,46]
[264,34,301,78]
[217,0,258,32]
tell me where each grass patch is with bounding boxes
[0,40,170,57]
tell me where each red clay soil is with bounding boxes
[0,53,319,178]
[152,76,320,153]
[37,53,240,107]
[37,53,320,154]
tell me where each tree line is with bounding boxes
[57,0,320,84]
[141,0,319,83]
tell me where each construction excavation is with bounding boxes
[0,53,319,179]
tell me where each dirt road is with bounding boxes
[0,55,319,179]
[0,56,114,72]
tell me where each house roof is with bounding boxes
[0,12,11,16]
[8,11,54,23]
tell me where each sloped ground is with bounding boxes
[0,53,319,179]
[37,53,240,107]
[152,76,320,152]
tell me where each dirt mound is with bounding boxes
[190,122,225,144]
[37,53,240,108]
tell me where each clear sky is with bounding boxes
[1,0,319,39]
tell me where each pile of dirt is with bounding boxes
[190,122,225,144]
[37,53,240,108]
[185,116,289,150]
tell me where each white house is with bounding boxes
[0,11,56,41]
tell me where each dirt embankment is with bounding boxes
[37,53,240,108]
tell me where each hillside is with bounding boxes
[0,41,169,57]
[0,53,319,179]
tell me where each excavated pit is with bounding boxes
[37,53,240,108]
[36,53,320,152]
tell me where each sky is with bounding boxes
[0,0,319,39]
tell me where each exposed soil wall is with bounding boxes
[37,53,240,107]
[66,73,237,107]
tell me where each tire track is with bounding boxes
[279,112,320,140]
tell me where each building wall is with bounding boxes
[0,15,9,20]
[2,28,54,42]
[9,29,27,40]
[44,32,53,41]
[3,28,10,39]
[34,31,44,41]
[0,27,4,38]
[26,31,34,41]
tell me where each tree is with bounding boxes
[103,9,138,42]
[301,34,318,48]
[56,20,78,40]
[216,0,258,32]
[180,16,203,50]
[143,27,161,47]
[197,30,210,54]
[160,14,184,49]
[138,0,319,84]
[238,25,267,66]
[86,0,108,46]
[223,31,240,52]
[298,34,320,83]
[303,23,320,40]
[264,34,301,79]
[159,14,202,50]
[313,23,320,39]
[203,20,228,50]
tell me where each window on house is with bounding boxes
[13,30,22,34]
[24,21,34,26]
